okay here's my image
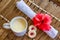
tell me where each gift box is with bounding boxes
[16,0,59,39]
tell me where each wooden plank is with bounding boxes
[39,0,49,9]
[16,36,23,40]
[13,36,17,40]
[29,4,35,10]
[24,0,29,3]
[5,8,20,20]
[0,17,7,27]
[45,1,54,13]
[34,31,43,40]
[37,9,42,13]
[51,18,57,26]
[0,31,9,40]
[0,0,11,12]
[1,0,15,16]
[58,25,60,32]
[52,11,60,19]
[27,1,32,6]
[48,38,53,40]
[39,33,47,40]
[7,31,15,40]
[50,0,60,6]
[4,37,9,40]
[33,7,39,13]
[45,36,50,40]
[45,1,60,19]
[0,28,5,36]
[50,4,58,14]
[34,0,42,6]
[54,21,60,27]
[23,35,32,40]
[5,5,16,17]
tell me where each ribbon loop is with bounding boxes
[32,13,52,31]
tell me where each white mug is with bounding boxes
[3,16,28,36]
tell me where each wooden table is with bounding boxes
[50,0,60,6]
[0,0,60,40]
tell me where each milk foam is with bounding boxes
[12,19,26,32]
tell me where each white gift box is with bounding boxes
[44,26,58,38]
[16,0,58,38]
[16,0,36,19]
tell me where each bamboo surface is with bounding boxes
[0,0,60,40]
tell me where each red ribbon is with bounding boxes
[32,13,52,31]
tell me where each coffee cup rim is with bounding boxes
[10,16,28,33]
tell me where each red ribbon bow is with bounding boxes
[32,13,52,31]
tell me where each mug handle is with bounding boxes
[3,23,10,29]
